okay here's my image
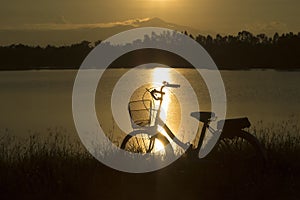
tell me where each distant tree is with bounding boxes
[94,40,102,47]
[257,34,268,44]
[273,32,279,44]
[1,31,300,70]
[206,35,213,45]
[189,34,194,40]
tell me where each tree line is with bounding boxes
[0,31,300,70]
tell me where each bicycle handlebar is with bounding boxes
[163,81,181,88]
[150,89,165,100]
[165,83,180,88]
[147,81,180,100]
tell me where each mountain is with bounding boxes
[0,18,201,46]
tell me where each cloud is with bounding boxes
[1,18,151,31]
[0,17,201,46]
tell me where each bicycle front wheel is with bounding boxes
[120,130,174,157]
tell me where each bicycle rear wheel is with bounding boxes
[120,130,174,157]
[209,130,267,187]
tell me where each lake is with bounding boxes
[0,68,299,140]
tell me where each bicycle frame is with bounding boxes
[123,82,266,166]
[148,83,197,151]
[148,83,221,153]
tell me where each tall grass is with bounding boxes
[251,119,300,167]
[0,122,299,200]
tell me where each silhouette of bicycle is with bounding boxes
[121,81,267,174]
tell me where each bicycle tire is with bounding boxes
[120,130,174,157]
[209,130,267,187]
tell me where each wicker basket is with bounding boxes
[128,99,157,128]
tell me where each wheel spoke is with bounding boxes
[120,131,174,157]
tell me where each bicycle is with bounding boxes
[120,81,267,170]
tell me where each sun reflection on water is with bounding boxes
[152,67,172,122]
[151,67,174,152]
[153,139,165,152]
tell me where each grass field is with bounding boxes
[0,122,299,200]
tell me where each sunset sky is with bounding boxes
[1,0,299,44]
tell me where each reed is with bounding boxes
[0,122,299,200]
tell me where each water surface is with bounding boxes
[0,68,299,139]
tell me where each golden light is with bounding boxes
[154,139,165,152]
[138,0,178,8]
[151,67,182,154]
[142,0,176,1]
[152,67,172,122]
[151,67,173,152]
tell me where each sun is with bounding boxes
[141,0,176,3]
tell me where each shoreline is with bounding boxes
[1,66,300,72]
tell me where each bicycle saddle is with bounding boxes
[218,117,251,131]
[190,112,215,123]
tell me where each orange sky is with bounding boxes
[0,0,299,45]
